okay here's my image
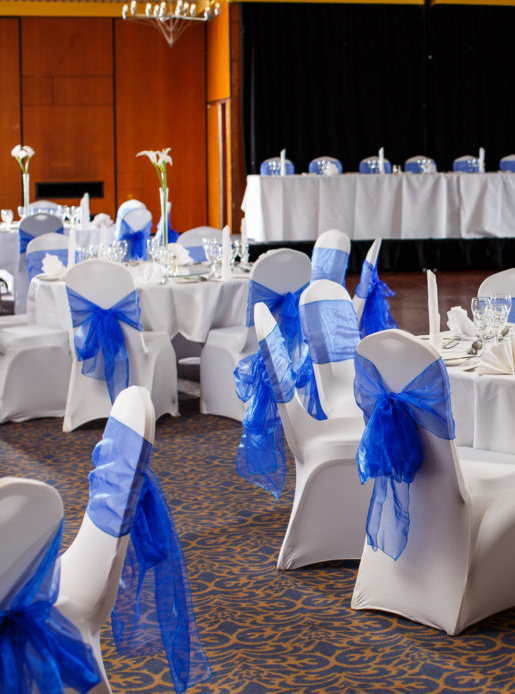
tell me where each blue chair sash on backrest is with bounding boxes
[354,353,455,559]
[300,298,360,365]
[119,217,152,261]
[185,245,206,263]
[453,158,480,173]
[0,521,100,694]
[234,281,312,499]
[87,415,212,694]
[19,224,64,255]
[311,247,349,286]
[66,287,143,403]
[500,158,515,172]
[355,260,398,337]
[27,248,70,280]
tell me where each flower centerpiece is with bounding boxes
[136,148,172,247]
[11,145,35,218]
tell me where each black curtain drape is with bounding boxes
[241,2,515,174]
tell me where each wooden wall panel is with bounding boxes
[21,18,115,217]
[114,19,207,233]
[207,2,231,102]
[0,19,22,216]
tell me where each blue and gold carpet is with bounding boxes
[2,393,515,694]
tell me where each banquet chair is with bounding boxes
[57,385,212,694]
[254,302,368,569]
[114,198,146,238]
[200,248,311,421]
[0,477,101,694]
[16,212,64,314]
[351,329,515,635]
[260,157,295,175]
[29,199,59,212]
[118,207,152,261]
[63,259,178,432]
[178,225,222,263]
[478,268,515,322]
[353,238,397,337]
[311,228,351,286]
[308,156,343,175]
[499,154,515,172]
[26,231,69,281]
[299,279,361,419]
[359,156,392,174]
[452,155,481,173]
[404,155,437,173]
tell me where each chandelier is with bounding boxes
[122,0,222,47]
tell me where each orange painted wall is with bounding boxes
[0,16,209,231]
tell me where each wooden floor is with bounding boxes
[345,268,491,336]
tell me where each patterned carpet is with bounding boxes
[3,390,515,694]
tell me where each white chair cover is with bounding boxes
[299,279,361,419]
[63,259,178,432]
[26,232,69,281]
[310,228,351,286]
[352,328,515,634]
[478,268,515,322]
[200,248,311,421]
[254,302,368,569]
[178,226,222,263]
[16,213,64,314]
[118,207,152,261]
[114,199,146,239]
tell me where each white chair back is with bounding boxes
[478,268,515,297]
[115,199,146,238]
[0,477,63,603]
[311,228,351,285]
[177,226,222,246]
[352,237,382,320]
[300,279,360,418]
[29,200,59,211]
[26,232,69,280]
[251,247,311,295]
[123,207,152,232]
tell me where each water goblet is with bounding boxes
[471,296,492,352]
[490,293,511,341]
[1,209,13,229]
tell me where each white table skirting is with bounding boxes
[242,172,515,242]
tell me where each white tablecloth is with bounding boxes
[242,172,515,242]
[27,267,249,343]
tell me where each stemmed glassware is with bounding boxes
[1,209,13,229]
[471,296,492,354]
[490,293,511,341]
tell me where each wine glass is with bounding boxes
[490,293,511,340]
[471,296,492,353]
[1,209,13,229]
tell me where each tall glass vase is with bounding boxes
[159,186,169,247]
[22,173,30,219]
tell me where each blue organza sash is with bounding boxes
[355,260,398,337]
[234,324,298,499]
[501,160,515,173]
[245,279,308,340]
[311,247,349,285]
[508,298,515,323]
[27,248,69,280]
[66,287,143,403]
[299,299,359,364]
[120,217,152,261]
[186,245,206,263]
[354,353,455,559]
[87,416,212,693]
[19,227,64,255]
[0,521,100,694]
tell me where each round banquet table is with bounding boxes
[26,264,249,343]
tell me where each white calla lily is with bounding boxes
[136,147,173,246]
[11,143,35,173]
[136,149,159,164]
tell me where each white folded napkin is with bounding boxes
[93,213,113,228]
[447,306,476,337]
[378,146,385,174]
[173,244,193,266]
[80,193,90,230]
[477,334,515,375]
[42,253,67,279]
[280,149,286,176]
[130,262,165,286]
[221,225,231,281]
[427,270,442,350]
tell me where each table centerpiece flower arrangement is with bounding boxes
[11,145,35,218]
[136,148,172,247]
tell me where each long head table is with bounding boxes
[242,172,515,243]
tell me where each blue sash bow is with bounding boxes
[119,217,152,261]
[184,245,206,263]
[355,260,398,337]
[354,353,455,559]
[311,247,349,286]
[300,298,359,365]
[88,416,212,693]
[27,248,69,280]
[66,287,143,403]
[0,521,100,694]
